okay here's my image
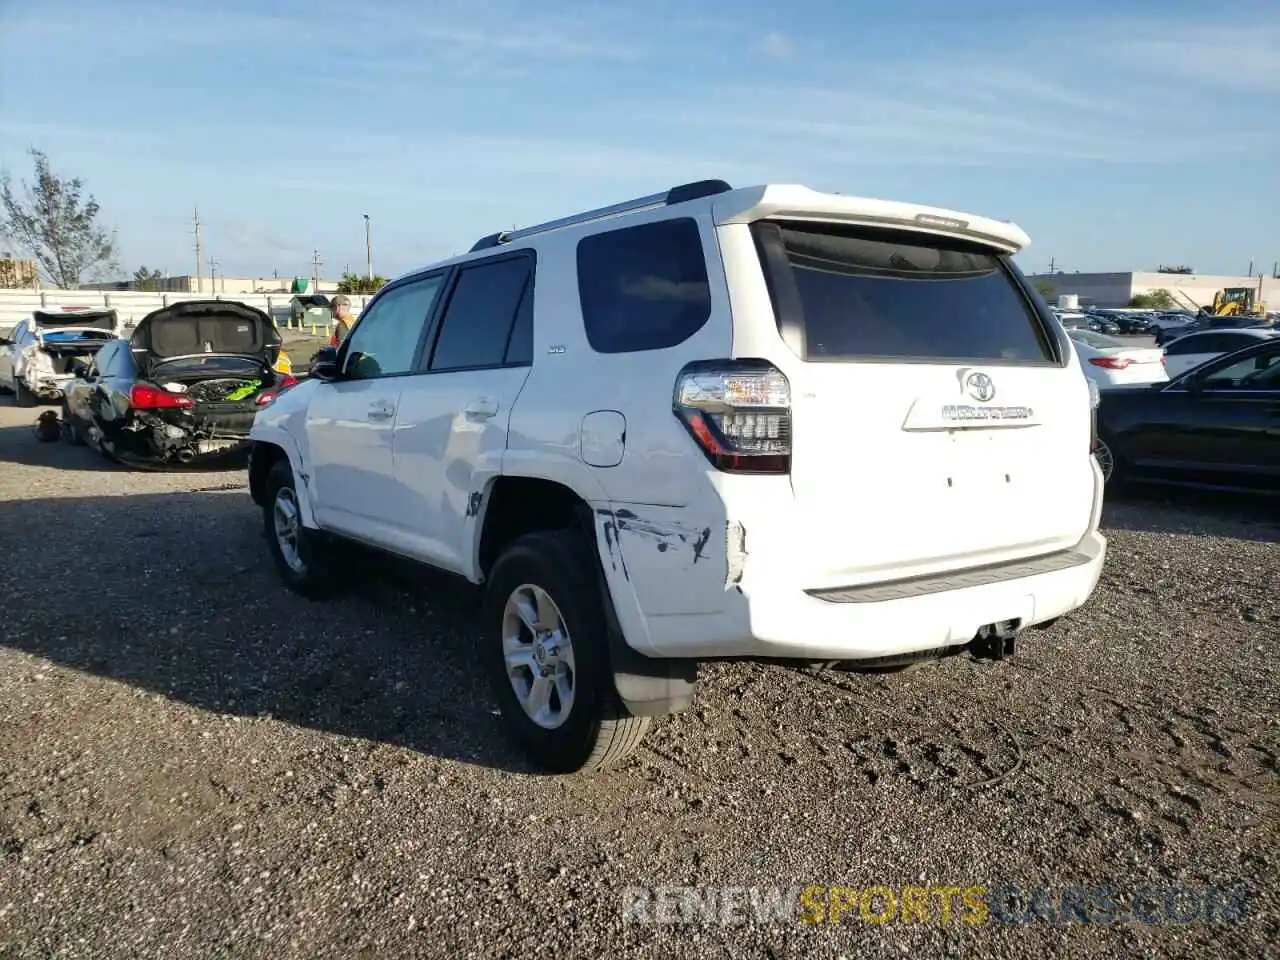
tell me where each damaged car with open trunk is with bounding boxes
[61,300,298,466]
[0,308,121,406]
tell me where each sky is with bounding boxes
[1,0,1277,282]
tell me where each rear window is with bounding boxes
[577,217,711,354]
[751,221,1054,363]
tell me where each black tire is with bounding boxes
[13,379,37,407]
[262,459,342,600]
[483,529,650,774]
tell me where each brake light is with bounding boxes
[1088,357,1133,370]
[130,384,193,409]
[255,374,299,407]
[673,360,790,474]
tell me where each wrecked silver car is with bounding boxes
[61,300,297,466]
[0,308,120,406]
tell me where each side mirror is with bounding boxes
[308,345,340,381]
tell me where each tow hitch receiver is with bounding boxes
[969,619,1020,661]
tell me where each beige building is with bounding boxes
[0,257,39,289]
[1029,270,1278,311]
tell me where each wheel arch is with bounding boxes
[246,429,317,528]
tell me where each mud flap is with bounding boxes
[577,504,697,718]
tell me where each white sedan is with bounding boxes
[1068,329,1167,387]
[1161,328,1278,378]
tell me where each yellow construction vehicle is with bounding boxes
[1211,286,1266,317]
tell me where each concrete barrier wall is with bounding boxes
[0,290,370,333]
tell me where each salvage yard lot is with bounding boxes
[0,398,1276,959]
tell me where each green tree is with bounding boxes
[1156,265,1193,274]
[1127,289,1175,309]
[133,265,163,291]
[337,271,387,294]
[0,148,118,288]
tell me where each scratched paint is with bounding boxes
[464,490,484,518]
[597,507,712,566]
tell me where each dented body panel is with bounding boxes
[0,316,117,401]
[63,303,290,466]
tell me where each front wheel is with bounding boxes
[484,530,650,774]
[262,459,342,600]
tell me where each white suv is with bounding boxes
[248,180,1107,773]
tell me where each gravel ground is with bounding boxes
[0,396,1276,959]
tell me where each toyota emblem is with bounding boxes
[965,372,995,402]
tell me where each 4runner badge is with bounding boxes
[964,372,995,403]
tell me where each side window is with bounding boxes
[428,254,534,372]
[1166,336,1209,356]
[504,278,534,366]
[94,342,119,376]
[1202,349,1280,389]
[577,217,711,354]
[343,274,446,380]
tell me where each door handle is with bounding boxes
[464,397,499,420]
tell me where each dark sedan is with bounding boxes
[61,301,297,467]
[1095,336,1280,493]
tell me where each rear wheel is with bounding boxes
[1095,437,1117,484]
[484,529,650,774]
[60,400,85,445]
[263,459,341,600]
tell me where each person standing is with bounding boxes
[329,294,354,347]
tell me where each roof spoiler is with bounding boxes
[469,179,732,252]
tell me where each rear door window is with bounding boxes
[577,217,711,354]
[751,221,1055,364]
[427,253,534,372]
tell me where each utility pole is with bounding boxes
[209,256,219,296]
[1048,257,1056,273]
[193,208,203,294]
[363,214,372,280]
[311,249,323,293]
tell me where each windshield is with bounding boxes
[751,220,1054,363]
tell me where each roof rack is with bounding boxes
[469,179,732,252]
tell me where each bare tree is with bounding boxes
[0,148,119,288]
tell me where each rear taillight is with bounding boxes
[1088,357,1133,370]
[130,384,193,410]
[256,374,299,406]
[673,361,791,474]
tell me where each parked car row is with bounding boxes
[1050,307,1192,337]
[4,301,300,467]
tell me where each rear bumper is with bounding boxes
[111,412,253,464]
[634,530,1106,661]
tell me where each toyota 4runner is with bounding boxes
[248,179,1107,773]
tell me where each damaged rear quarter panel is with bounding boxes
[596,504,729,616]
